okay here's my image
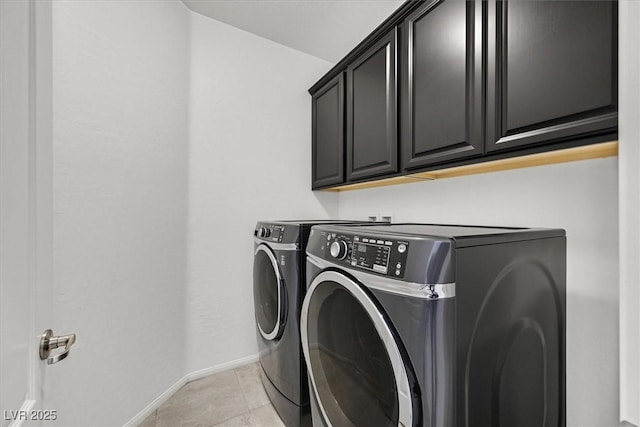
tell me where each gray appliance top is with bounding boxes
[254,219,373,247]
[305,223,565,290]
[316,223,565,248]
[268,219,371,225]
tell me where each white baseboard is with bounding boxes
[123,354,259,427]
[183,354,259,383]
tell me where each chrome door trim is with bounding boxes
[254,244,284,341]
[301,270,413,427]
[253,237,299,251]
[307,253,455,299]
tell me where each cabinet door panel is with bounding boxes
[312,74,344,189]
[487,0,617,152]
[347,29,398,181]
[403,0,483,170]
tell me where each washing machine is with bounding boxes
[301,223,566,427]
[253,220,372,427]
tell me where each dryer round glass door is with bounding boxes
[301,270,415,427]
[253,244,286,340]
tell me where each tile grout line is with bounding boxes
[146,365,273,427]
[233,367,250,409]
[235,364,279,426]
[206,369,254,427]
[228,367,257,427]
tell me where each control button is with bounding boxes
[329,240,348,260]
[258,227,268,238]
[326,234,331,241]
[377,240,384,244]
[373,265,387,274]
[395,270,401,276]
[385,241,393,246]
[396,262,402,269]
[363,238,369,243]
[398,244,407,253]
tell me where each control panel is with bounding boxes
[255,223,286,243]
[322,231,409,278]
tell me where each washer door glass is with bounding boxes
[302,271,414,427]
[253,245,285,340]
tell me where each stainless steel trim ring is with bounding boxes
[253,237,298,251]
[254,244,283,341]
[306,253,455,299]
[301,270,413,427]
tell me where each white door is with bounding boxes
[1,1,58,425]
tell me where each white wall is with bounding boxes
[0,2,32,423]
[187,12,338,373]
[619,1,640,425]
[48,3,338,423]
[51,1,190,425]
[337,157,619,426]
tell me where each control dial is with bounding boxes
[258,227,271,238]
[329,240,348,260]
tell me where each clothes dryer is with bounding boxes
[302,223,566,427]
[253,220,372,427]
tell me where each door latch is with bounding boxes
[39,329,76,365]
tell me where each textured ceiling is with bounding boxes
[181,0,404,63]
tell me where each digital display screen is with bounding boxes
[343,237,408,278]
[352,242,390,273]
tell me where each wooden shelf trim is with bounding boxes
[322,141,618,192]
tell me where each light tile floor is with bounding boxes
[139,362,286,427]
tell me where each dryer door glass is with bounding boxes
[253,245,284,340]
[301,271,414,427]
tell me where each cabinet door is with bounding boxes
[487,0,618,152]
[403,0,483,170]
[346,29,398,181]
[312,74,345,189]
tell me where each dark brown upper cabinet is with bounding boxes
[402,0,483,170]
[486,0,618,153]
[309,0,618,190]
[346,29,399,181]
[312,73,345,189]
